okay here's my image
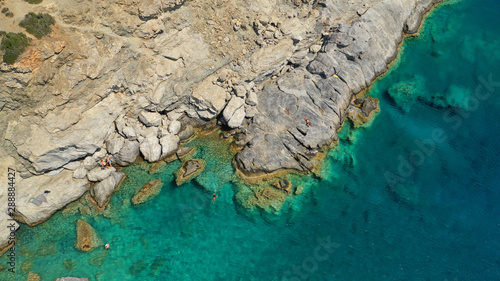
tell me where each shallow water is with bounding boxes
[2,0,500,280]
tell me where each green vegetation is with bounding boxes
[25,0,43,4]
[0,32,30,64]
[1,7,8,13]
[19,12,55,39]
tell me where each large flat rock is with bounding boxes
[13,170,90,226]
[5,93,126,173]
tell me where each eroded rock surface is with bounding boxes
[131,179,163,205]
[75,219,102,252]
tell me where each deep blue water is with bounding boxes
[2,0,500,280]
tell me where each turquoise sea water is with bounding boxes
[3,0,500,280]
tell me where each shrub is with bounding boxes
[25,0,43,4]
[0,32,30,64]
[1,7,8,13]
[19,12,55,39]
[5,11,12,17]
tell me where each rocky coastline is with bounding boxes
[0,0,443,263]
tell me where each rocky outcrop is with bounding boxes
[190,77,228,120]
[4,94,126,173]
[347,97,379,127]
[90,172,126,208]
[175,159,206,186]
[75,219,102,252]
[234,0,442,175]
[13,170,89,226]
[131,179,163,205]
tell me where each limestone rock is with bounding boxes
[140,136,162,162]
[168,120,181,135]
[13,171,89,226]
[91,172,126,208]
[159,134,180,158]
[246,91,258,106]
[75,219,102,252]
[106,133,125,155]
[178,125,194,141]
[83,156,98,171]
[115,140,140,166]
[131,179,163,205]
[175,159,206,186]
[87,167,116,182]
[222,96,246,128]
[139,111,162,127]
[190,78,228,120]
[122,126,138,140]
[138,0,162,19]
[5,94,125,173]
[63,161,82,171]
[234,85,247,98]
[73,167,87,179]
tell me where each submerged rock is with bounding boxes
[21,260,34,274]
[274,179,292,193]
[132,179,163,205]
[175,159,206,186]
[347,97,379,127]
[75,219,102,252]
[149,161,167,174]
[27,272,40,281]
[176,147,196,160]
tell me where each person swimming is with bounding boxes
[212,193,218,204]
[105,242,110,250]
